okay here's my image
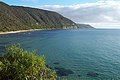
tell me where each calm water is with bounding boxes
[1,29,120,80]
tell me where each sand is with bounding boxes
[0,29,43,35]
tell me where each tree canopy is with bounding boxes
[0,44,57,80]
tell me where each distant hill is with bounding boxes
[76,24,94,29]
[0,1,94,32]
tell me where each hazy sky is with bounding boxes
[2,0,120,28]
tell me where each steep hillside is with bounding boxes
[11,6,76,29]
[0,1,93,32]
[0,2,30,31]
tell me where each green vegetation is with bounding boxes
[0,2,93,32]
[0,44,57,80]
[0,1,76,32]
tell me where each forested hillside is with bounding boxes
[0,1,93,32]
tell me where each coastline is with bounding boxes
[0,29,43,35]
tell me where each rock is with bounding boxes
[87,72,99,77]
[78,75,81,77]
[54,67,74,77]
[53,62,59,65]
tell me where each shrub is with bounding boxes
[0,44,57,80]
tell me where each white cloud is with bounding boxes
[40,0,120,28]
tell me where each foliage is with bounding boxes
[0,2,76,32]
[0,44,57,80]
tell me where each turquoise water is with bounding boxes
[1,29,120,80]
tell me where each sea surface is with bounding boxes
[1,29,120,80]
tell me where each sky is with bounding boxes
[2,0,120,28]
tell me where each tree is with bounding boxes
[0,44,57,80]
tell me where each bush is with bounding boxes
[0,44,57,80]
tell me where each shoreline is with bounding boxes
[0,28,94,35]
[0,28,71,35]
[0,29,43,35]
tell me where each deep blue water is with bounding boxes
[1,29,120,80]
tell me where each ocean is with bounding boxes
[0,29,120,80]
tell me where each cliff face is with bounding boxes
[0,2,93,32]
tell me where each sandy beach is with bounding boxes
[0,29,43,35]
